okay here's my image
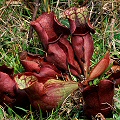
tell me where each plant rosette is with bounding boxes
[14,73,79,112]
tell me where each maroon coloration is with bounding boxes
[46,37,82,77]
[17,78,79,112]
[64,7,95,76]
[0,68,30,114]
[14,72,78,112]
[36,63,62,82]
[109,71,120,87]
[0,7,116,118]
[31,12,81,77]
[59,37,82,76]
[20,51,44,62]
[20,51,44,73]
[0,65,14,79]
[115,78,120,87]
[72,36,84,63]
[20,51,62,80]
[24,80,60,111]
[30,12,70,49]
[88,52,110,81]
[0,72,16,107]
[12,88,30,114]
[82,80,114,118]
[46,41,68,71]
[83,33,94,74]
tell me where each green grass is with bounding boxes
[0,0,120,119]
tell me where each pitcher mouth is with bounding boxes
[72,31,89,36]
[48,34,63,44]
[14,73,38,90]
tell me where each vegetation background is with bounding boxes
[0,0,120,119]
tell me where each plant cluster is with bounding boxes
[0,5,120,119]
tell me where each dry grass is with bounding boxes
[0,0,120,119]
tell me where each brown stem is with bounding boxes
[28,0,40,41]
[80,0,89,7]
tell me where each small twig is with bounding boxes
[68,0,70,7]
[28,0,40,41]
[89,1,94,19]
[95,113,106,120]
[80,0,89,7]
[56,0,60,8]
[93,3,119,27]
[110,18,116,51]
[0,0,13,18]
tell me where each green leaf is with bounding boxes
[0,107,4,118]
[15,106,28,113]
[60,19,70,28]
